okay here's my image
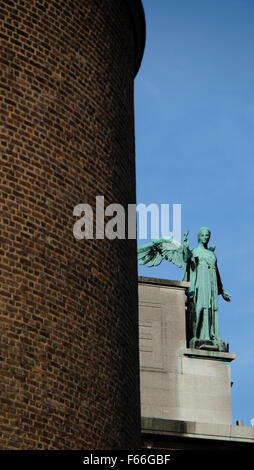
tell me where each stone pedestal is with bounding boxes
[138,277,236,425]
[189,338,229,352]
[178,348,235,424]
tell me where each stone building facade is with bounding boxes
[138,277,254,450]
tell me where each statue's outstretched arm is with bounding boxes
[216,264,231,302]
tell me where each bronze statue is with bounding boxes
[138,227,230,351]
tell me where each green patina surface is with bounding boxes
[138,227,230,352]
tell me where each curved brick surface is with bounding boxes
[0,0,143,449]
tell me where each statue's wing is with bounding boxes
[137,238,184,268]
[161,239,185,267]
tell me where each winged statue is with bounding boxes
[138,227,231,352]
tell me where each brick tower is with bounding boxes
[0,0,145,449]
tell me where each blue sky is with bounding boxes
[135,0,254,426]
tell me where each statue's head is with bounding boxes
[197,227,211,244]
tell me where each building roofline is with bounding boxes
[124,0,146,76]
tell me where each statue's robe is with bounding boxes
[183,247,224,344]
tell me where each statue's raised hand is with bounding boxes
[182,230,190,249]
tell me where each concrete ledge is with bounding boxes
[183,348,236,362]
[138,276,190,290]
[142,417,254,444]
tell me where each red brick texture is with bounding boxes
[0,0,142,449]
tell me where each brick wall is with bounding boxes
[0,0,142,449]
